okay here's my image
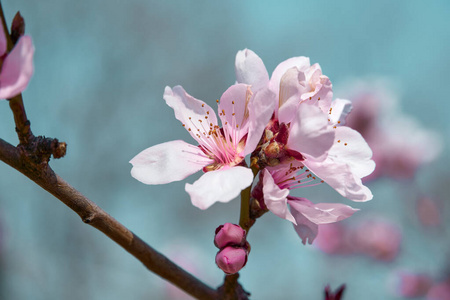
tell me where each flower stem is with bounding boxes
[238,165,259,233]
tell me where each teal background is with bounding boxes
[0,1,449,299]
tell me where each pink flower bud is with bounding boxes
[214,223,246,249]
[215,246,248,275]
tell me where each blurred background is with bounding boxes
[0,0,449,299]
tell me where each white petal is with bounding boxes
[287,104,335,159]
[289,199,358,224]
[163,86,218,144]
[235,49,269,92]
[186,166,254,210]
[329,98,352,125]
[130,140,213,185]
[305,159,373,202]
[329,126,375,178]
[269,56,310,99]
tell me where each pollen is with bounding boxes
[201,104,205,107]
[318,97,321,100]
[333,126,337,129]
[338,121,341,124]
[338,140,341,143]
[216,99,219,103]
[205,116,208,119]
[344,143,348,146]
[232,101,235,104]
[182,124,185,127]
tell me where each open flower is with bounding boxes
[238,49,374,243]
[236,49,374,202]
[0,17,34,99]
[130,83,274,209]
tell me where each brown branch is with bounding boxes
[0,3,236,298]
[218,274,250,300]
[0,137,219,300]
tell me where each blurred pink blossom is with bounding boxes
[416,196,442,228]
[315,218,402,261]
[427,279,450,300]
[341,79,442,181]
[352,218,402,261]
[394,271,433,298]
[314,223,353,255]
[0,16,34,99]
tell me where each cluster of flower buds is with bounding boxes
[214,223,250,275]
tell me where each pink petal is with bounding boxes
[235,49,269,92]
[286,104,335,159]
[218,83,251,142]
[329,98,352,125]
[186,166,254,210]
[0,22,6,55]
[269,56,310,99]
[262,169,296,224]
[243,87,277,156]
[163,86,218,144]
[288,198,358,224]
[0,35,34,99]
[289,203,318,245]
[130,140,213,185]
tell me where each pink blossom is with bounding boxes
[0,19,34,99]
[214,223,246,249]
[215,246,248,275]
[393,271,433,298]
[341,79,442,180]
[314,223,353,254]
[237,50,374,244]
[427,279,450,300]
[416,196,442,228]
[130,83,274,210]
[351,218,402,261]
